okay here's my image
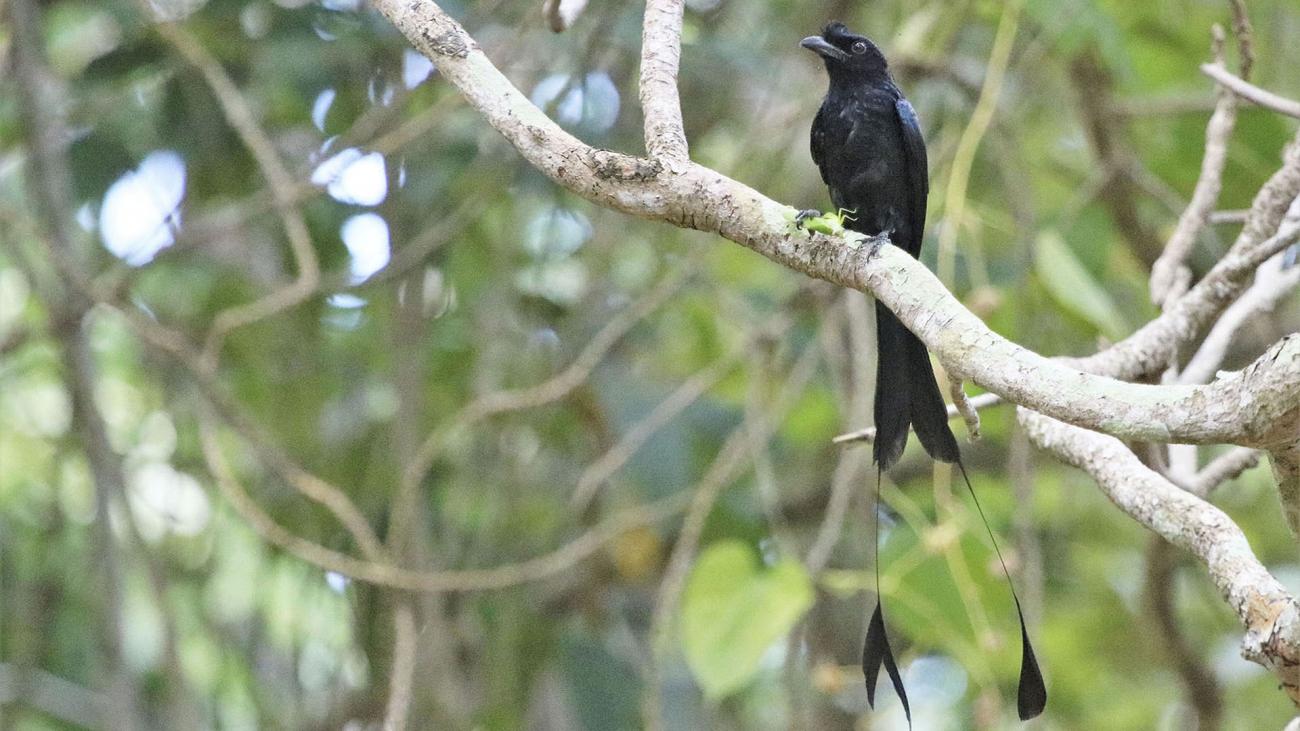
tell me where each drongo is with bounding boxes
[801,21,1046,723]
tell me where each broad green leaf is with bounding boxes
[1035,231,1129,340]
[680,541,813,700]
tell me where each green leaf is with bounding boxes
[1035,231,1129,340]
[680,541,814,699]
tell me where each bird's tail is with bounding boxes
[871,301,960,469]
[864,302,1047,722]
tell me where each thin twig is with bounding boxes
[570,337,752,510]
[1181,247,1300,385]
[395,268,688,545]
[1193,447,1261,497]
[200,412,693,592]
[1228,0,1254,80]
[153,23,321,370]
[542,0,589,32]
[643,336,822,730]
[949,380,982,441]
[1201,63,1300,119]
[1142,537,1224,730]
[1210,209,1250,225]
[833,392,1003,444]
[381,605,418,731]
[1150,26,1236,307]
[936,0,1024,285]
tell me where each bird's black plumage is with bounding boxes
[805,22,956,471]
[802,22,1046,723]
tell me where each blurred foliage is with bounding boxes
[1,0,1299,728]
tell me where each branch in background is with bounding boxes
[59,333,145,730]
[1070,131,1300,381]
[644,338,822,731]
[542,0,589,33]
[1019,408,1300,701]
[639,0,689,169]
[1228,0,1254,80]
[1150,26,1236,307]
[321,191,481,295]
[1192,446,1261,497]
[570,327,762,510]
[805,292,871,573]
[152,22,321,371]
[394,268,688,547]
[211,404,387,561]
[0,663,108,729]
[0,324,32,357]
[1071,50,1166,264]
[935,0,1022,285]
[200,412,693,591]
[1201,63,1300,119]
[9,0,144,723]
[1143,537,1224,731]
[1181,247,1300,386]
[381,606,417,731]
[145,93,456,274]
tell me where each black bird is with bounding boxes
[801,22,1046,723]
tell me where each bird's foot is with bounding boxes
[866,232,891,258]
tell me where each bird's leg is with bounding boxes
[866,229,893,257]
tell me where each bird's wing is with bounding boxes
[810,104,830,186]
[893,98,929,256]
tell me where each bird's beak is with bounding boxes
[800,36,848,62]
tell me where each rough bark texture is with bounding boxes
[1021,409,1300,701]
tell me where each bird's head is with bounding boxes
[800,22,889,81]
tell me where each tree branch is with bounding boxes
[1201,63,1300,119]
[381,605,417,731]
[1019,408,1300,701]
[569,327,760,511]
[1142,537,1223,730]
[644,336,822,730]
[1069,131,1300,380]
[1181,247,1300,386]
[542,0,589,33]
[1150,27,1236,307]
[199,412,693,592]
[368,0,1300,450]
[1193,446,1261,497]
[153,22,321,371]
[639,0,689,169]
[393,267,687,548]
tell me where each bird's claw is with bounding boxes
[866,233,889,258]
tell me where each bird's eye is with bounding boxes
[851,41,868,55]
